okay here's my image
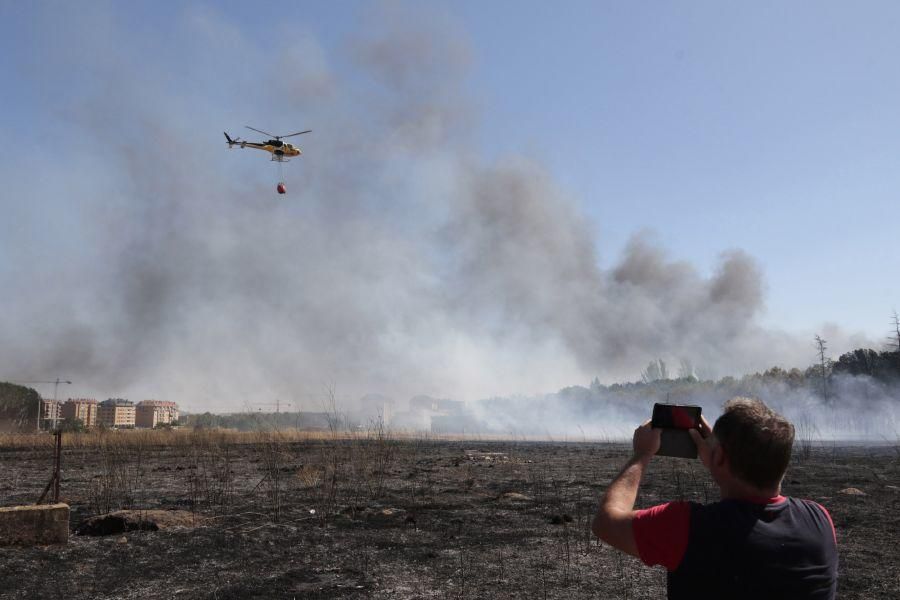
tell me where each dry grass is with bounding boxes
[794,415,820,462]
[0,427,607,450]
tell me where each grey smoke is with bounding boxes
[465,373,900,441]
[0,5,873,412]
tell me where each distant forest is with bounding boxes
[600,347,900,397]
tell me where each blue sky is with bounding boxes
[453,1,900,338]
[1,2,899,402]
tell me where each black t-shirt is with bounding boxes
[633,496,838,599]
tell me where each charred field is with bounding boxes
[0,431,898,599]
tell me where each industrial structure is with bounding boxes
[388,395,470,432]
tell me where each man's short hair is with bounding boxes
[713,397,794,489]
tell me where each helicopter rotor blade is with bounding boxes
[281,130,312,139]
[246,125,276,138]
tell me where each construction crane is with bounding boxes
[16,378,72,401]
[12,378,72,431]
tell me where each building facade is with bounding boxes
[40,399,61,430]
[135,400,179,428]
[61,398,98,428]
[98,399,135,428]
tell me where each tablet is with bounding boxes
[651,403,702,459]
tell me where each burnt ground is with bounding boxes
[0,435,898,599]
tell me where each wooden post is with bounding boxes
[37,430,62,505]
[53,430,61,503]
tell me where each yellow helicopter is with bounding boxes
[224,126,311,162]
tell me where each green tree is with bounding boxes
[58,418,86,433]
[0,382,41,432]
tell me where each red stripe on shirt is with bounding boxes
[742,494,787,505]
[813,502,837,543]
[632,501,691,571]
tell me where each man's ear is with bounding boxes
[712,444,728,470]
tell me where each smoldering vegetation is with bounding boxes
[466,346,900,440]
[0,4,875,410]
[469,369,900,441]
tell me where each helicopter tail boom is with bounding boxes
[224,132,241,147]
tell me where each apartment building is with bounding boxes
[135,400,179,428]
[98,398,135,428]
[61,398,98,428]
[40,399,61,430]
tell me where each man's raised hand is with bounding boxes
[688,415,714,468]
[633,420,661,460]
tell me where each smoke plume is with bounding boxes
[0,5,872,412]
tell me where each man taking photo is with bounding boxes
[592,397,837,599]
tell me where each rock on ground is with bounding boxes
[75,509,203,536]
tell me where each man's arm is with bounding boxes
[591,421,660,557]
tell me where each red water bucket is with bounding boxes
[276,182,286,194]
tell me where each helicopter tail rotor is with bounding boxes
[224,132,241,146]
